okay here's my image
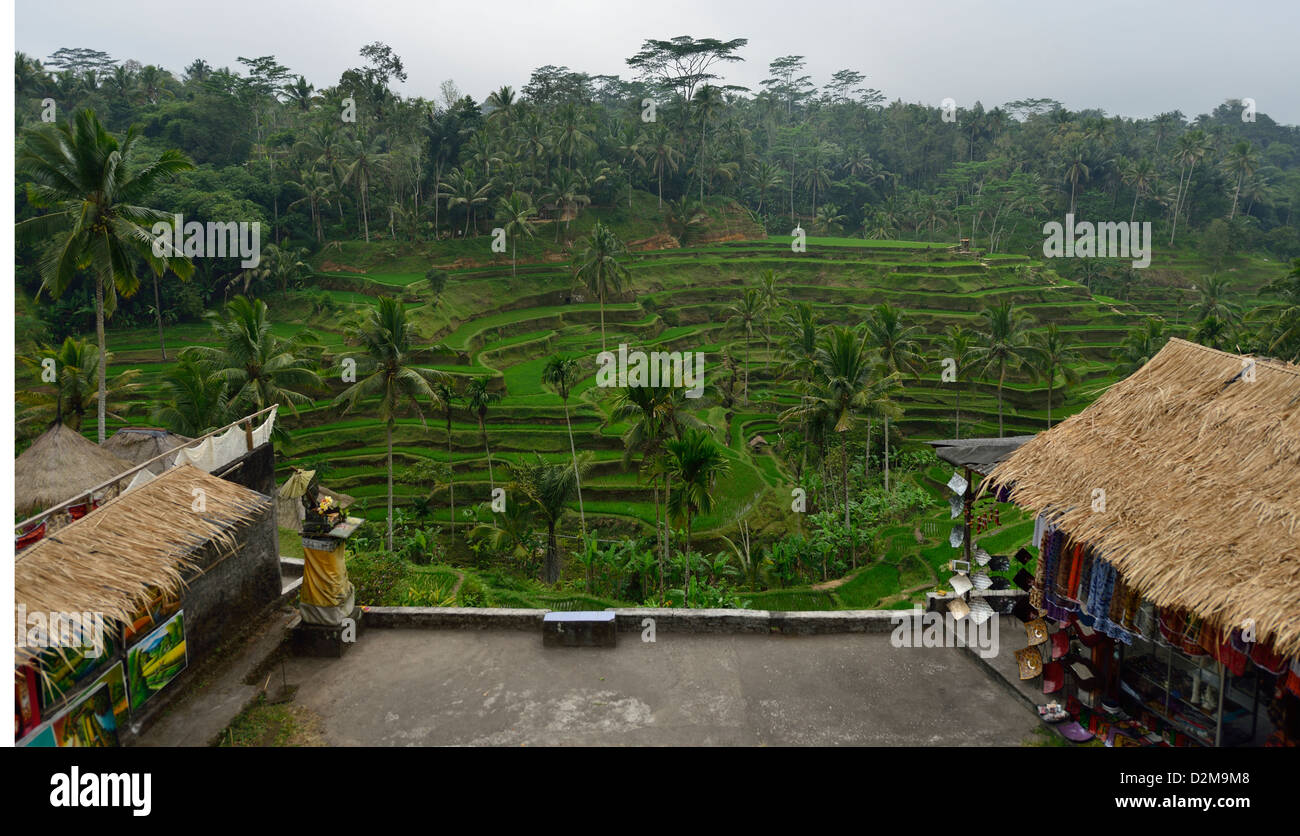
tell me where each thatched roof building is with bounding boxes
[101,427,194,475]
[986,338,1300,656]
[15,464,272,664]
[14,423,133,517]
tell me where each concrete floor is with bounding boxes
[283,629,1040,746]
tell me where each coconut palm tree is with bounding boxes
[439,167,490,237]
[1187,275,1239,324]
[937,324,976,439]
[644,123,681,209]
[542,354,587,534]
[496,191,537,277]
[725,287,763,401]
[970,300,1033,437]
[1027,324,1081,429]
[1120,157,1158,223]
[333,297,449,551]
[756,268,781,368]
[1169,130,1209,245]
[153,355,230,437]
[612,385,669,601]
[572,221,629,352]
[862,302,923,491]
[465,376,501,492]
[664,427,731,605]
[17,337,142,433]
[511,454,591,584]
[16,108,194,442]
[1112,318,1170,376]
[341,131,387,243]
[184,295,322,423]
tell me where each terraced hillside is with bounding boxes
[94,233,1205,555]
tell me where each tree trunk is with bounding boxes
[153,273,167,360]
[446,411,455,537]
[545,522,559,584]
[684,508,693,607]
[663,472,672,599]
[654,479,663,604]
[841,430,853,569]
[95,278,107,443]
[564,399,585,534]
[481,417,494,491]
[884,414,891,492]
[386,419,394,551]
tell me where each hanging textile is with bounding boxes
[252,406,277,447]
[123,468,157,495]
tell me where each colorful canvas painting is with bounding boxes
[125,610,187,711]
[36,629,116,709]
[123,589,182,644]
[90,662,130,729]
[49,683,119,748]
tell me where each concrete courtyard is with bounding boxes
[281,629,1039,746]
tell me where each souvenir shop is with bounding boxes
[981,339,1300,748]
[1008,515,1300,747]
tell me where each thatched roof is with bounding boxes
[986,338,1300,656]
[101,427,194,475]
[14,423,133,517]
[15,464,271,664]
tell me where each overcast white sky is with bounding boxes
[15,0,1300,124]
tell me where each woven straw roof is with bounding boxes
[986,338,1300,656]
[15,464,271,664]
[101,427,194,475]
[14,423,133,516]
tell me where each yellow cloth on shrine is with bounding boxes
[302,540,349,608]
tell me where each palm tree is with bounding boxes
[184,295,322,420]
[17,337,142,433]
[439,167,489,237]
[1184,275,1236,326]
[16,108,194,442]
[1027,324,1081,429]
[542,354,587,535]
[432,380,459,539]
[153,355,230,437]
[725,287,763,401]
[465,376,501,492]
[612,385,669,601]
[333,298,448,550]
[644,123,681,209]
[341,132,387,243]
[1120,157,1158,223]
[970,301,1033,437]
[664,427,731,604]
[1112,318,1169,375]
[1169,130,1209,245]
[862,303,923,491]
[572,221,629,351]
[496,192,537,277]
[937,324,976,439]
[511,454,591,584]
[756,268,781,368]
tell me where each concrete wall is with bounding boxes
[180,505,280,660]
[362,607,904,634]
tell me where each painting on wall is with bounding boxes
[123,588,182,645]
[52,683,119,747]
[125,610,187,711]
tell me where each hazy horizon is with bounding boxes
[15,0,1300,125]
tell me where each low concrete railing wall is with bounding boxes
[361,606,905,634]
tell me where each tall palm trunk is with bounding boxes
[662,472,672,599]
[446,409,456,538]
[480,415,494,491]
[95,278,107,443]
[386,419,394,551]
[841,430,853,569]
[884,414,891,492]
[563,397,585,533]
[545,522,559,584]
[683,507,693,608]
[153,273,167,360]
[653,479,663,603]
[1046,362,1055,429]
[997,366,1006,437]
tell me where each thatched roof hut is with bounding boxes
[101,427,194,475]
[986,338,1300,656]
[15,464,271,665]
[14,423,133,517]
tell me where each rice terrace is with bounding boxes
[10,0,1300,765]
